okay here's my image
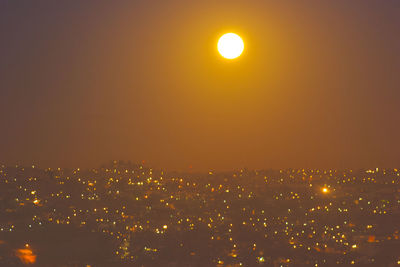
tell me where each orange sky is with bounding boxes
[0,1,399,171]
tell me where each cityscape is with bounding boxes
[1,161,400,266]
[1,1,400,266]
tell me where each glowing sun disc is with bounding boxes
[218,33,244,59]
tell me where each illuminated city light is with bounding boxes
[0,164,399,265]
[15,246,36,264]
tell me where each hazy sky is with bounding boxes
[1,1,399,171]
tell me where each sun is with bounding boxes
[218,33,244,59]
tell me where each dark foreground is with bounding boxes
[1,162,400,266]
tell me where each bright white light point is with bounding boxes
[218,33,244,59]
[322,187,328,193]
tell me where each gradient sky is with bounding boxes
[1,0,399,171]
